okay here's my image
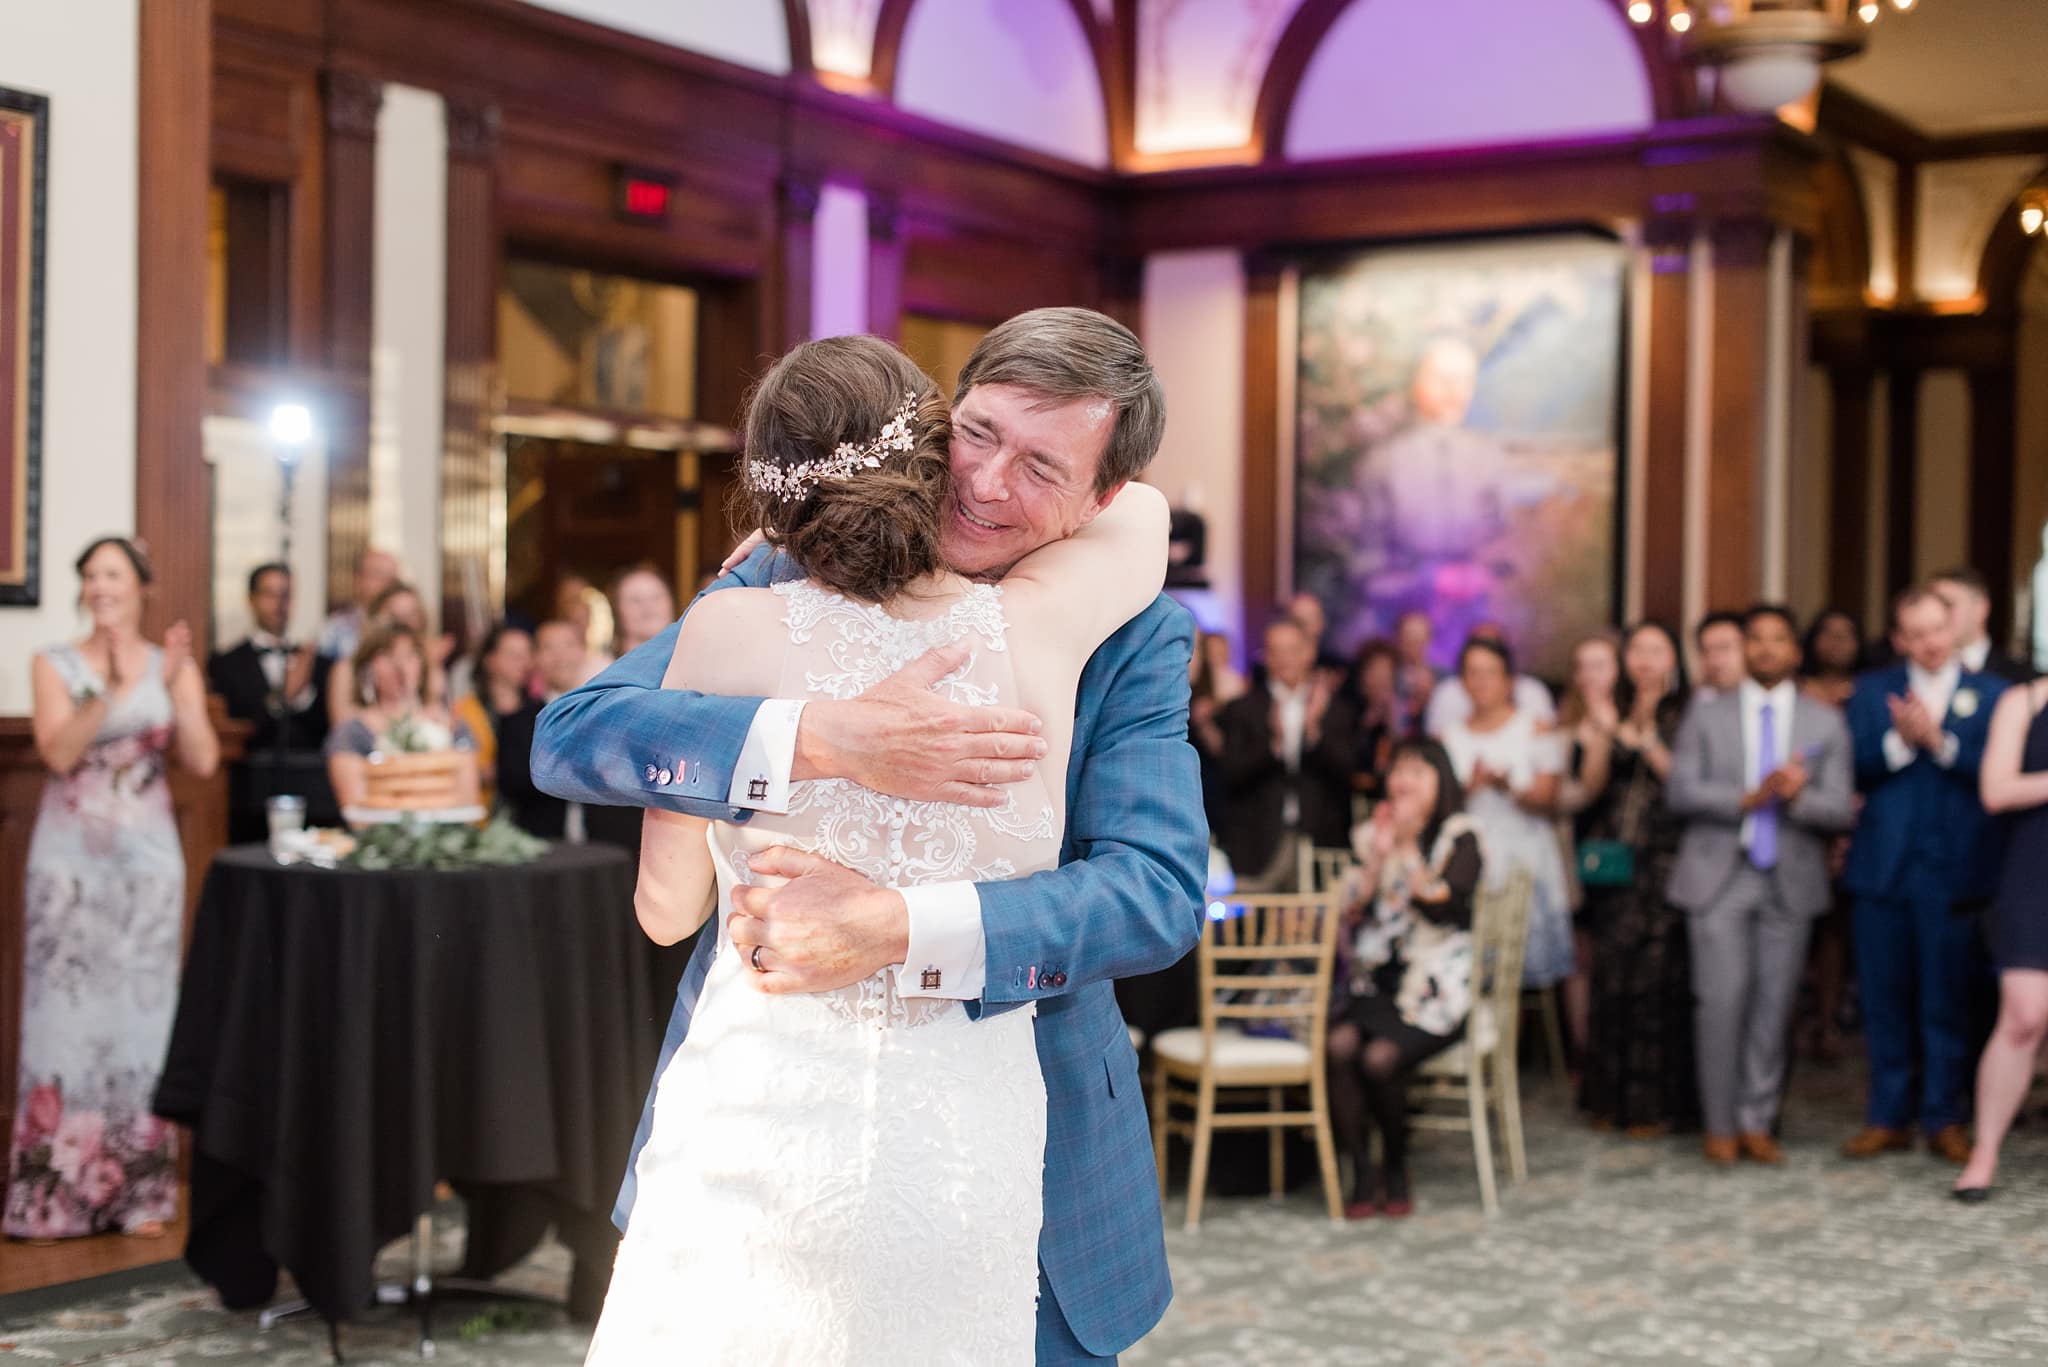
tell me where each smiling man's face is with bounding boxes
[943,383,1120,579]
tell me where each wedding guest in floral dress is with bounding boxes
[8,537,218,1240]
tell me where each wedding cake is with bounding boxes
[358,751,469,812]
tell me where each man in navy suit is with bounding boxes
[536,309,1207,1363]
[1840,586,2008,1163]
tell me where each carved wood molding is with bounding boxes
[445,98,500,162]
[322,69,385,139]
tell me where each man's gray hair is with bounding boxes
[953,307,1166,494]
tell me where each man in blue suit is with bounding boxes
[1840,585,2007,1163]
[533,308,1208,1363]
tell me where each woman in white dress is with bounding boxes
[1437,637,1574,991]
[583,336,1169,1365]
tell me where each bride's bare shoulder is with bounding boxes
[667,586,788,692]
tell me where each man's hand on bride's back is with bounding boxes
[792,641,1048,809]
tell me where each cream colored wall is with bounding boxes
[0,2,139,714]
[370,85,448,631]
[1141,251,1247,645]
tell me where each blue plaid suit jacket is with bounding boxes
[531,548,1209,1356]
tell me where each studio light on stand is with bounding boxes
[264,401,317,838]
[268,401,314,567]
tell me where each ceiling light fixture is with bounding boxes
[1627,1,1920,116]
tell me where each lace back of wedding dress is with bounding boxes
[709,578,1060,1028]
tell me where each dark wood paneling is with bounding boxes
[1893,160,1918,307]
[1641,246,1691,629]
[441,101,499,643]
[321,72,381,613]
[1969,364,2018,635]
[1240,256,1284,647]
[1885,370,1919,593]
[867,194,906,339]
[138,0,216,641]
[1706,220,1771,611]
[1826,367,1873,613]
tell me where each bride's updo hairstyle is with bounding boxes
[739,335,952,604]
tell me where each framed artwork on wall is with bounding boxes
[1292,232,1628,682]
[0,86,47,608]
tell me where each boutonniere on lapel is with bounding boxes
[1953,689,1980,719]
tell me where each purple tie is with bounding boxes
[1752,700,1780,871]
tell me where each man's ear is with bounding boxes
[1071,480,1129,531]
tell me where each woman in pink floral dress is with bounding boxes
[7,537,217,1240]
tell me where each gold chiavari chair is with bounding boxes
[1149,892,1344,1230]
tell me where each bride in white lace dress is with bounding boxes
[583,336,1168,1365]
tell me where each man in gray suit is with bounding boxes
[1667,605,1857,1165]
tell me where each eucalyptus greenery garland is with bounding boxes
[343,816,547,872]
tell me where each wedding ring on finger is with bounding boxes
[751,944,767,973]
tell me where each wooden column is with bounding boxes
[1240,252,1284,645]
[440,99,500,644]
[321,71,383,612]
[1969,362,2018,635]
[765,173,820,354]
[1639,231,1692,629]
[136,0,213,640]
[1885,369,1919,593]
[866,192,905,341]
[1704,219,1773,611]
[1827,364,1874,613]
[1096,255,1145,338]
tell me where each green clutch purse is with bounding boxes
[1578,838,1636,888]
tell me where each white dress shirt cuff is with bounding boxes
[1934,730,1961,769]
[1881,728,1914,772]
[727,700,807,814]
[895,881,986,1000]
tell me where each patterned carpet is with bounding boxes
[0,1059,2042,1366]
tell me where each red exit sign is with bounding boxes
[614,166,678,224]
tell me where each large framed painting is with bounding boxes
[1293,233,1627,681]
[0,86,47,607]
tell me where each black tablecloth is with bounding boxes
[153,843,657,1324]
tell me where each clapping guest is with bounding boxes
[612,567,677,659]
[1933,567,2034,684]
[1285,589,1350,686]
[209,563,331,842]
[5,537,218,1240]
[1422,623,1555,735]
[1798,606,1864,1064]
[1840,588,2008,1164]
[1692,612,1746,698]
[316,546,399,664]
[1557,633,1625,1066]
[1668,605,1855,1166]
[1439,638,1574,999]
[1351,639,1402,804]
[1580,623,1701,1136]
[535,619,604,700]
[455,624,567,838]
[1189,630,1245,835]
[1328,738,1483,1219]
[1217,619,1358,890]
[325,621,480,813]
[326,582,452,728]
[1393,610,1438,729]
[1954,676,2048,1201]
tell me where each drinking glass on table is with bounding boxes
[266,794,307,862]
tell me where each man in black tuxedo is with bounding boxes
[1217,618,1359,890]
[208,563,333,841]
[1932,567,2035,684]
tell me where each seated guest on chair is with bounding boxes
[208,562,331,842]
[325,620,480,813]
[1840,586,2008,1164]
[1217,618,1358,890]
[1328,737,1482,1220]
[1666,604,1855,1166]
[455,623,567,838]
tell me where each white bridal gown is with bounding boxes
[585,579,1057,1366]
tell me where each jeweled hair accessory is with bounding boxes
[746,392,920,502]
